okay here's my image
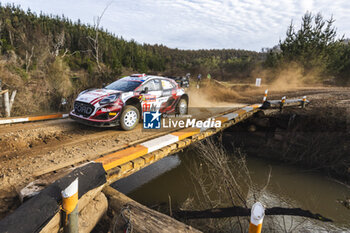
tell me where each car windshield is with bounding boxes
[105,80,141,91]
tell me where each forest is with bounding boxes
[0,3,263,80]
[0,4,349,114]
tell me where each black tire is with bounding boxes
[176,98,188,115]
[120,105,140,131]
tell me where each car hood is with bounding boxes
[76,89,122,104]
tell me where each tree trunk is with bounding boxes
[103,186,201,233]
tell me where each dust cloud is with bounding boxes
[257,63,324,91]
[187,84,243,108]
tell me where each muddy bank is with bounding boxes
[223,103,350,183]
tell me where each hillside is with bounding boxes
[0,4,265,116]
[1,5,350,116]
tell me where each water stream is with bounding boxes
[112,150,350,231]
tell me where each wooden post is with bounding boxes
[62,178,79,233]
[4,91,10,117]
[248,202,265,233]
[301,96,306,108]
[280,96,286,112]
[262,89,268,103]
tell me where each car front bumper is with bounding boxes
[69,112,120,127]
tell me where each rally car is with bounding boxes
[167,76,190,88]
[69,74,189,130]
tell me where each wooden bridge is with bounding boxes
[0,95,307,233]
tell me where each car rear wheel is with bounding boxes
[120,105,140,130]
[177,98,188,115]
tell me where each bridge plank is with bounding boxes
[95,145,148,171]
[171,128,200,140]
[140,134,179,153]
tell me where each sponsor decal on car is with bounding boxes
[139,94,157,102]
[142,103,160,112]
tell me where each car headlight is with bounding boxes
[99,94,119,105]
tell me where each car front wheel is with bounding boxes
[120,105,140,130]
[177,98,188,115]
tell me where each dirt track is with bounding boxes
[0,86,349,219]
[0,119,154,217]
[0,104,239,218]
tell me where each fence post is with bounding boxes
[301,96,306,108]
[62,178,79,233]
[4,91,10,117]
[280,96,286,112]
[249,202,265,233]
[262,89,268,103]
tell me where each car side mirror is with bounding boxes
[141,87,149,94]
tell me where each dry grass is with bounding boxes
[180,135,330,232]
[182,136,253,232]
[0,55,99,116]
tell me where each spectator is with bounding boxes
[197,74,202,89]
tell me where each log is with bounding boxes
[79,191,108,233]
[174,206,332,222]
[103,186,201,233]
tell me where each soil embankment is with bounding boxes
[224,87,350,182]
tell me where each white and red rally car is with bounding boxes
[70,74,189,130]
